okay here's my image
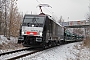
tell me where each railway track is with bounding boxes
[7,42,75,60]
[0,46,55,60]
[0,48,31,56]
[0,47,41,60]
[7,47,56,60]
[7,50,39,60]
[0,48,41,60]
[0,41,81,60]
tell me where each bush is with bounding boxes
[83,37,90,48]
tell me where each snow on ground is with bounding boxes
[0,35,24,53]
[0,35,90,60]
[17,42,90,60]
[0,35,18,45]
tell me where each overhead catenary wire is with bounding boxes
[36,0,54,14]
[36,0,58,21]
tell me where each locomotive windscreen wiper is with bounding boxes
[32,18,39,27]
[32,18,38,23]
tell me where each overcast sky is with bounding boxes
[17,0,89,21]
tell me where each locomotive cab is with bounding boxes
[18,14,47,47]
[18,14,64,48]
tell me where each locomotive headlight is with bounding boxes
[39,32,42,36]
[22,31,24,35]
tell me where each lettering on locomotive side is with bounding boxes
[31,30,38,32]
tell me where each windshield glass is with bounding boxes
[22,15,45,27]
[24,15,45,23]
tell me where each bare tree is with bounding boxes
[83,3,90,48]
[0,0,22,39]
[8,0,22,39]
[58,16,64,23]
[0,0,2,35]
[1,0,10,37]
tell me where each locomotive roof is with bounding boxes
[47,15,62,27]
[24,14,46,17]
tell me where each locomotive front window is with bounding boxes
[22,15,45,27]
[24,16,44,24]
